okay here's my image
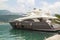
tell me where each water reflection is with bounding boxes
[10,29,57,40]
[0,23,59,40]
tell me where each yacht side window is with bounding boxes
[32,18,40,22]
[38,18,44,22]
[23,19,34,22]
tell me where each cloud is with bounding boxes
[0,0,35,13]
[6,0,35,13]
[17,0,35,6]
[0,0,8,3]
[0,0,8,10]
[39,2,60,15]
[15,0,35,12]
[8,5,25,13]
[0,0,60,15]
[49,2,60,14]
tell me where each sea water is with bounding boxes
[0,23,59,40]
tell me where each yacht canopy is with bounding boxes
[15,15,41,21]
[15,15,57,21]
[14,9,58,21]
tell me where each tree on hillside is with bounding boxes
[55,14,60,18]
[55,14,60,24]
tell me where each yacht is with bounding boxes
[9,8,60,31]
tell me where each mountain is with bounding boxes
[0,10,10,15]
[0,10,26,15]
[0,15,25,22]
[0,10,27,22]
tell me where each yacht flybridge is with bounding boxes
[9,8,60,31]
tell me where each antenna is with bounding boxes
[39,9,42,11]
[33,8,36,10]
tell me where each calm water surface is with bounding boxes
[0,23,58,40]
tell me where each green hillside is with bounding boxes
[55,14,60,24]
[0,15,24,22]
[0,10,25,22]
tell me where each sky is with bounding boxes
[0,0,60,14]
